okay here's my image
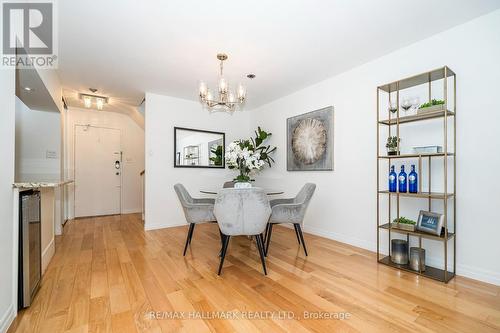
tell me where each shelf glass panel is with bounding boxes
[379,110,454,125]
[379,223,455,241]
[378,152,454,159]
[378,66,455,93]
[378,190,454,199]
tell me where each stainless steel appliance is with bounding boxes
[18,190,42,309]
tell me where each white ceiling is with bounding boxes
[59,0,500,110]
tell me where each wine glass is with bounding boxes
[411,97,420,114]
[401,99,412,114]
[388,101,398,114]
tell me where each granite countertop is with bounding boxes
[13,174,74,189]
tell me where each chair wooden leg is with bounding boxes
[183,223,195,256]
[217,235,230,275]
[264,223,274,256]
[296,224,308,256]
[255,234,267,275]
[293,224,301,244]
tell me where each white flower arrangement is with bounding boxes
[225,128,276,183]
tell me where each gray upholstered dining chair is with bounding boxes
[213,188,271,275]
[222,181,235,188]
[174,183,217,256]
[264,183,316,257]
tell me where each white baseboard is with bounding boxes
[0,304,16,333]
[302,225,500,286]
[144,221,187,231]
[121,208,141,215]
[456,263,500,286]
[41,237,55,275]
[303,225,377,252]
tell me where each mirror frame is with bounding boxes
[173,127,226,169]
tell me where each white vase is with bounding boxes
[234,182,252,189]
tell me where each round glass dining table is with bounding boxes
[200,188,284,195]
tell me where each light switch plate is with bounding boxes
[46,150,58,159]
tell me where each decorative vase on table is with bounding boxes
[225,127,277,187]
[234,168,252,188]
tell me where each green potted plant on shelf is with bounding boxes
[391,217,416,231]
[386,136,400,156]
[418,99,445,114]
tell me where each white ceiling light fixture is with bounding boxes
[83,96,92,108]
[79,93,109,110]
[95,97,105,110]
[199,53,246,113]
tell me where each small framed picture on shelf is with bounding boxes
[416,210,444,236]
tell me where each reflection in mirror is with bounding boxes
[174,127,225,168]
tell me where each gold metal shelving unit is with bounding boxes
[376,66,456,283]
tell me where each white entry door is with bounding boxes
[74,125,121,217]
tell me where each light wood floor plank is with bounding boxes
[9,213,500,333]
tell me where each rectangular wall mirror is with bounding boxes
[174,127,225,168]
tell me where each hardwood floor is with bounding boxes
[8,213,500,333]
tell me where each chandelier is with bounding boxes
[198,53,246,112]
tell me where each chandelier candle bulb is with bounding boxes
[206,90,213,102]
[199,81,207,98]
[218,78,228,94]
[237,83,246,100]
[228,91,236,104]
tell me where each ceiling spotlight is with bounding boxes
[23,86,33,91]
[83,96,92,108]
[246,74,256,79]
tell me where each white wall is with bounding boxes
[145,93,252,230]
[0,68,16,333]
[15,97,61,178]
[65,107,145,217]
[250,10,500,285]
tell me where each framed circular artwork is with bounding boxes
[287,106,333,171]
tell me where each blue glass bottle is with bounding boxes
[389,165,397,192]
[408,165,418,193]
[398,165,407,193]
